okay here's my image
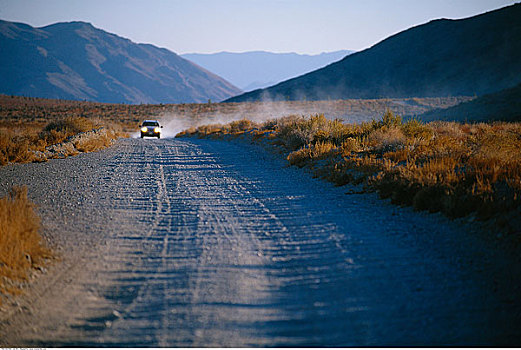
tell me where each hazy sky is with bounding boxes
[0,0,516,54]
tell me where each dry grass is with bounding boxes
[288,141,338,167]
[179,111,521,235]
[0,117,126,166]
[39,117,97,145]
[74,129,117,153]
[0,186,51,299]
[0,130,35,165]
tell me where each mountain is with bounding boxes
[0,20,241,104]
[227,3,521,103]
[181,50,353,92]
[419,82,521,122]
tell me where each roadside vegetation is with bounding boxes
[177,112,521,236]
[0,186,51,301]
[0,94,470,166]
[0,116,127,165]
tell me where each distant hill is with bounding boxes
[227,3,521,103]
[419,82,521,122]
[0,20,241,104]
[181,50,353,92]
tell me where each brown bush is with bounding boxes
[0,186,52,298]
[287,141,338,167]
[229,119,253,133]
[367,127,407,152]
[39,117,97,145]
[0,130,35,165]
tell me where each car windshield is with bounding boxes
[142,121,159,127]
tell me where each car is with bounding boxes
[140,120,163,139]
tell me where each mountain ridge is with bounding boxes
[0,19,241,104]
[226,3,521,103]
[181,50,354,91]
[419,82,521,122]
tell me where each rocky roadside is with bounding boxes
[30,127,117,162]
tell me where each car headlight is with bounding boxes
[141,127,147,132]
[154,127,161,133]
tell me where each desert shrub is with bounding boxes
[420,134,468,160]
[177,126,197,136]
[276,115,310,150]
[379,109,402,128]
[0,186,52,298]
[401,118,434,140]
[430,121,466,141]
[312,129,330,144]
[74,129,116,153]
[40,117,97,145]
[41,117,95,135]
[340,137,361,155]
[328,119,351,145]
[0,131,34,165]
[229,119,254,133]
[287,141,338,167]
[368,127,407,152]
[261,119,278,131]
[197,123,223,135]
[360,120,381,137]
[473,127,521,162]
[276,114,350,150]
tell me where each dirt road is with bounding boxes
[1,138,520,346]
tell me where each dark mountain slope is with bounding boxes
[227,3,521,102]
[0,20,241,104]
[419,82,521,122]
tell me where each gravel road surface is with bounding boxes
[0,137,520,346]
